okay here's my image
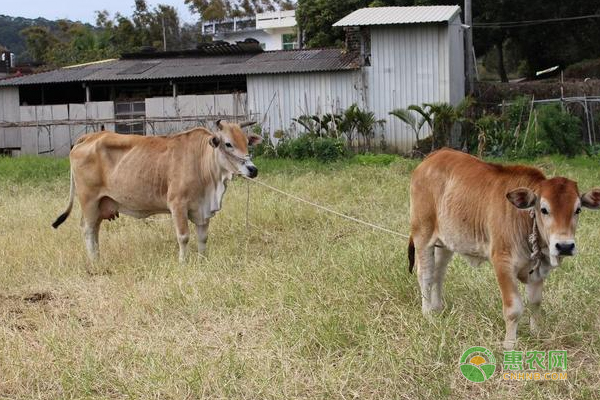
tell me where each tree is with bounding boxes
[389,105,431,143]
[185,0,230,20]
[20,26,58,63]
[185,0,281,21]
[472,0,600,79]
[150,5,182,50]
[132,0,154,45]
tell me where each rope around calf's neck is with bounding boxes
[528,209,543,275]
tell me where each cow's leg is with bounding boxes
[416,243,436,314]
[526,279,544,335]
[430,247,453,312]
[492,254,523,349]
[170,204,190,263]
[80,202,101,261]
[195,220,210,255]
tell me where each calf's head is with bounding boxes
[212,120,262,178]
[507,178,600,265]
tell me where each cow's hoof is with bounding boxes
[503,339,516,350]
[529,318,540,336]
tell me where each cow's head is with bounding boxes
[212,120,262,178]
[507,178,600,266]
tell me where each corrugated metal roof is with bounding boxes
[0,49,360,86]
[333,6,461,27]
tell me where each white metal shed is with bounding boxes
[333,6,465,151]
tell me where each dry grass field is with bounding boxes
[1,155,599,399]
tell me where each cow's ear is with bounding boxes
[581,188,600,209]
[506,187,537,209]
[248,133,262,147]
[209,135,220,148]
[215,119,225,130]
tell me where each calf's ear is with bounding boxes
[247,133,263,146]
[581,188,600,209]
[506,187,537,209]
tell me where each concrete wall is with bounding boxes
[145,93,248,135]
[5,93,246,155]
[19,102,114,156]
[0,87,20,150]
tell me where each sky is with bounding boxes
[2,0,197,24]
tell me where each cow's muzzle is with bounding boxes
[555,242,575,256]
[246,165,258,178]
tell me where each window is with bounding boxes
[282,33,297,50]
[114,101,145,135]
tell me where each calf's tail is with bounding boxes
[408,235,415,274]
[52,167,75,229]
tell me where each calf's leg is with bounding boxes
[526,280,544,335]
[493,254,523,349]
[430,247,453,312]
[416,243,436,314]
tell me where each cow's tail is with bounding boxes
[52,167,75,229]
[408,235,415,274]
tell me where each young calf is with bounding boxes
[408,148,600,349]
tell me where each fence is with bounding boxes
[0,93,252,156]
[498,96,600,146]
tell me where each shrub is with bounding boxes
[287,135,313,159]
[475,114,515,157]
[312,137,347,162]
[259,135,347,162]
[475,100,583,158]
[536,104,582,157]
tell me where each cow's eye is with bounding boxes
[575,207,582,215]
[541,207,549,215]
[225,143,233,148]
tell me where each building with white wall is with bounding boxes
[0,6,464,155]
[202,10,297,51]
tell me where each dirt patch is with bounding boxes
[23,291,53,303]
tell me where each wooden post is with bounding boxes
[464,0,475,94]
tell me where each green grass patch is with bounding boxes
[0,155,70,185]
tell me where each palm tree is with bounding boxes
[389,104,433,144]
[390,97,474,152]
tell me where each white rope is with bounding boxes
[242,176,410,239]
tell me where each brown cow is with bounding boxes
[52,120,262,262]
[409,148,600,349]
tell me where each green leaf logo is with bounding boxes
[459,346,496,383]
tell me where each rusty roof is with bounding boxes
[0,48,360,86]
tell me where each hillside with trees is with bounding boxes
[0,15,96,63]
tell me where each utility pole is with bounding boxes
[162,16,167,51]
[464,0,475,94]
